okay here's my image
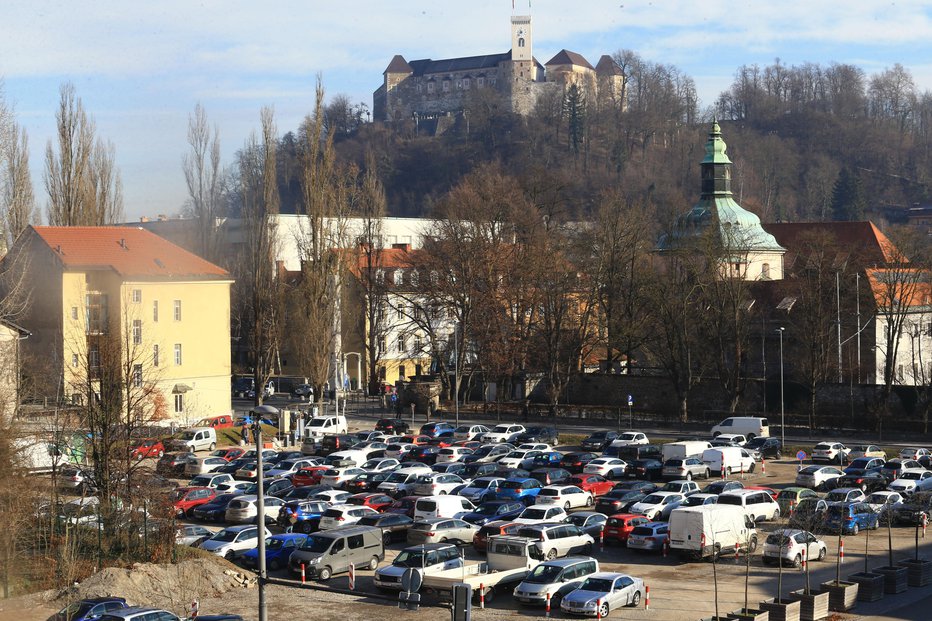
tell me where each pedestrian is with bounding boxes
[240,425,248,447]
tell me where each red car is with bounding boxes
[130,438,165,460]
[454,441,482,450]
[473,520,521,553]
[745,486,779,500]
[401,435,432,446]
[346,493,395,512]
[210,447,246,461]
[290,466,329,487]
[170,486,215,517]
[603,513,650,545]
[568,474,615,497]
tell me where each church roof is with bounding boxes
[545,49,594,70]
[595,55,624,75]
[384,55,413,75]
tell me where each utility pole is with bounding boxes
[777,327,785,448]
[836,271,843,383]
[254,419,267,621]
[454,323,459,427]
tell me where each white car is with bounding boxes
[361,458,401,472]
[265,458,318,479]
[812,442,850,464]
[535,485,593,510]
[384,443,418,459]
[454,425,490,442]
[328,449,370,466]
[215,480,252,494]
[184,456,230,476]
[609,431,649,447]
[482,424,527,444]
[514,504,568,525]
[899,447,932,460]
[188,473,235,489]
[711,434,747,447]
[762,529,827,568]
[465,444,513,463]
[629,492,687,521]
[497,450,544,470]
[319,466,366,488]
[718,489,781,521]
[318,504,379,529]
[435,447,473,464]
[198,524,271,560]
[224,495,284,524]
[888,469,932,495]
[796,465,844,490]
[517,443,552,451]
[866,491,904,519]
[824,488,867,504]
[457,477,507,504]
[584,457,629,478]
[312,490,352,505]
[410,473,466,496]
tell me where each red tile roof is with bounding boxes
[765,221,903,266]
[29,226,230,279]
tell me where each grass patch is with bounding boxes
[217,424,279,447]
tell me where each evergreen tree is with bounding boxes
[831,167,866,221]
[562,84,586,156]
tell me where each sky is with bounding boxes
[3,1,932,222]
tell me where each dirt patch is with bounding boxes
[53,557,255,615]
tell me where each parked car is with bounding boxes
[406,518,477,544]
[265,458,318,479]
[176,524,213,546]
[536,485,594,510]
[462,444,512,464]
[530,451,564,469]
[812,442,850,464]
[514,557,599,608]
[660,480,700,496]
[898,447,932,461]
[410,473,465,496]
[835,471,888,495]
[629,492,687,521]
[318,505,379,530]
[481,424,527,444]
[879,459,923,483]
[241,533,308,571]
[744,437,782,460]
[435,447,474,464]
[594,490,647,515]
[171,486,216,517]
[568,474,615,497]
[848,445,886,459]
[558,452,599,474]
[514,504,569,525]
[190,493,241,522]
[662,458,711,481]
[762,529,827,568]
[277,499,331,533]
[357,512,415,544]
[560,572,645,616]
[198,524,271,560]
[776,487,822,514]
[564,511,607,538]
[865,491,904,522]
[788,498,830,529]
[796,465,845,491]
[419,422,455,438]
[89,608,181,621]
[375,418,410,435]
[319,466,367,488]
[824,488,867,504]
[472,520,522,553]
[824,501,879,534]
[48,598,129,621]
[453,425,490,442]
[374,542,463,589]
[845,458,886,475]
[385,496,419,518]
[287,525,383,580]
[583,458,628,479]
[888,469,932,496]
[892,491,932,525]
[702,480,744,495]
[610,431,649,446]
[680,493,718,508]
[346,492,395,512]
[514,426,559,446]
[156,452,195,475]
[581,431,619,451]
[460,462,499,480]
[459,500,525,526]
[710,433,747,447]
[717,489,781,521]
[626,522,670,552]
[497,449,544,470]
[224,495,285,524]
[626,459,664,481]
[603,513,650,545]
[531,467,573,487]
[517,522,594,559]
[344,472,391,493]
[129,438,165,460]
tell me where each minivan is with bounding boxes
[710,417,769,440]
[170,427,217,452]
[305,415,349,439]
[516,523,594,559]
[373,543,463,589]
[513,557,599,607]
[288,525,384,580]
[378,465,434,497]
[413,495,476,520]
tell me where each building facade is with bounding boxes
[4,226,234,423]
[373,15,625,122]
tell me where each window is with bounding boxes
[173,300,182,321]
[427,81,435,93]
[761,263,771,279]
[132,289,142,303]
[153,344,159,367]
[463,78,470,90]
[71,353,78,368]
[378,336,387,354]
[174,343,182,365]
[88,344,100,370]
[456,79,462,89]
[132,364,143,388]
[348,534,364,549]
[442,80,450,92]
[414,334,422,351]
[393,270,403,285]
[174,393,184,414]
[518,37,525,48]
[398,365,406,380]
[85,293,108,333]
[396,304,404,320]
[477,76,485,87]
[153,300,159,322]
[397,334,406,353]
[132,319,142,344]
[410,270,419,286]
[71,307,78,321]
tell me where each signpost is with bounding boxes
[796,450,807,471]
[627,395,634,428]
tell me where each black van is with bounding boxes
[608,444,662,462]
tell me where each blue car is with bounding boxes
[460,500,526,526]
[419,422,456,438]
[530,451,563,468]
[241,533,308,571]
[191,493,242,522]
[276,499,330,533]
[824,501,879,534]
[47,597,127,621]
[495,478,543,504]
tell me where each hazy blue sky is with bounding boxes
[3,1,932,221]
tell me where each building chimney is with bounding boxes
[119,238,127,249]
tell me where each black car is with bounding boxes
[611,444,662,462]
[744,437,782,459]
[279,485,330,501]
[530,467,572,486]
[625,459,663,480]
[594,489,647,515]
[320,434,359,456]
[375,418,410,435]
[514,426,560,446]
[427,431,456,446]
[155,451,194,475]
[190,493,241,522]
[357,512,415,544]
[611,480,659,494]
[581,431,619,451]
[559,452,599,474]
[432,462,467,476]
[844,457,886,477]
[344,472,391,493]
[268,450,304,465]
[702,480,744,495]
[460,500,525,526]
[402,446,441,465]
[893,492,932,525]
[834,471,888,493]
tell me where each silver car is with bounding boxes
[661,458,711,480]
[560,572,645,617]
[406,518,478,545]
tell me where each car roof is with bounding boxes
[538,556,594,567]
[588,571,630,579]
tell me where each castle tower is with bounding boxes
[511,15,532,62]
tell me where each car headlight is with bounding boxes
[586,600,599,609]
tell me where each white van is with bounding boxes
[661,441,712,462]
[414,495,476,521]
[701,447,756,476]
[710,417,769,440]
[170,427,217,452]
[305,415,348,439]
[668,504,757,560]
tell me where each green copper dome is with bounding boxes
[659,121,785,253]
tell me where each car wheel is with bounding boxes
[564,502,571,511]
[630,590,641,607]
[775,452,782,460]
[439,491,447,496]
[318,566,332,581]
[746,434,756,441]
[300,522,314,534]
[269,558,281,571]
[685,473,692,481]
[439,538,448,543]
[792,554,802,569]
[383,532,392,545]
[368,556,379,570]
[748,536,758,554]
[817,547,826,561]
[851,523,859,535]
[598,602,609,618]
[748,463,756,473]
[772,508,781,520]
[585,496,593,507]
[582,542,593,554]
[209,442,216,451]
[712,432,721,438]
[225,550,235,560]
[546,548,557,560]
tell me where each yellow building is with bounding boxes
[4,226,233,423]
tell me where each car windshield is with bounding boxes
[211,529,240,542]
[476,504,502,515]
[395,549,436,567]
[177,431,196,440]
[799,466,820,474]
[901,472,923,480]
[521,508,547,519]
[524,563,564,583]
[745,437,766,448]
[565,514,590,526]
[492,426,510,433]
[300,535,333,553]
[826,491,850,501]
[469,479,495,489]
[641,494,664,504]
[579,578,613,592]
[386,472,410,483]
[766,532,793,545]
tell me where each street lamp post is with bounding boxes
[252,404,278,621]
[454,323,459,427]
[777,327,785,448]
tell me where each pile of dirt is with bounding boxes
[55,558,255,612]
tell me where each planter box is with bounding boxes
[788,590,829,621]
[898,558,932,587]
[727,607,770,621]
[819,580,858,612]
[848,572,885,602]
[759,598,801,621]
[875,565,908,594]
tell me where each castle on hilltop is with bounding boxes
[373,15,625,124]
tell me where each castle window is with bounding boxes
[463,78,470,89]
[427,82,435,93]
[416,83,422,93]
[490,77,497,86]
[518,37,525,48]
[456,79,462,89]
[442,80,451,92]
[477,77,485,87]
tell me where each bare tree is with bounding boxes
[0,87,37,249]
[45,83,123,226]
[183,103,224,262]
